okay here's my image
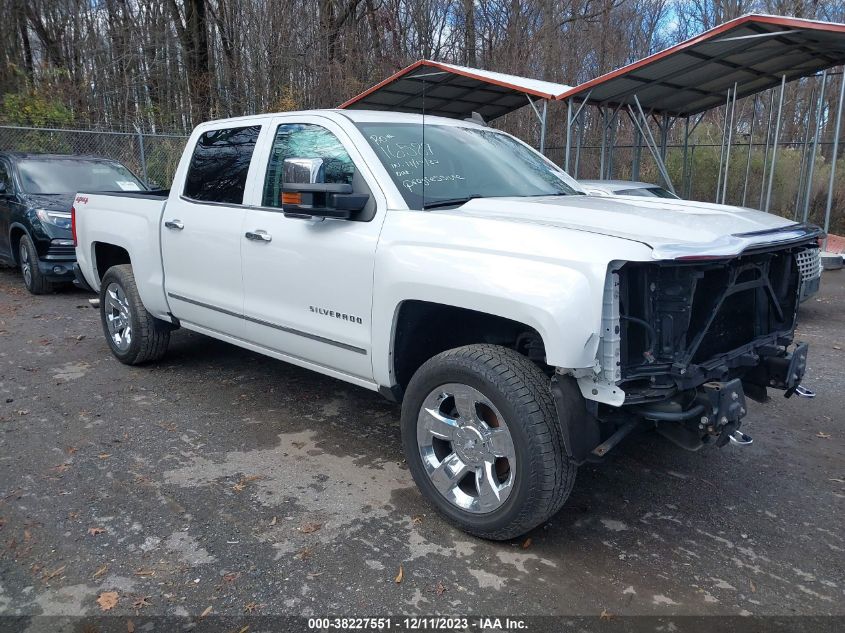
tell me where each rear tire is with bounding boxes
[19,234,52,295]
[401,344,577,540]
[99,264,170,365]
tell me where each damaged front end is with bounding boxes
[558,228,822,463]
[617,239,818,451]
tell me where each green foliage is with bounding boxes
[0,91,74,127]
[142,138,184,187]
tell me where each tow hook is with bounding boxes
[728,430,753,446]
[794,385,816,398]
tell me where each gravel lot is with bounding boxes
[0,263,842,626]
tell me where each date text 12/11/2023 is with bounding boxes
[306,617,529,630]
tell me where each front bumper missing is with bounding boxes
[555,344,814,460]
[638,378,749,450]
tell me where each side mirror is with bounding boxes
[281,157,368,220]
[284,157,325,184]
[0,182,7,195]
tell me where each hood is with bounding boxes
[23,193,75,212]
[441,195,817,259]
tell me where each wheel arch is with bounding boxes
[8,223,30,265]
[384,300,551,397]
[92,241,132,282]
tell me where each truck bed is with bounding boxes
[73,191,171,319]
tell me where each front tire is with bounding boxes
[99,264,170,365]
[401,344,577,540]
[19,234,52,295]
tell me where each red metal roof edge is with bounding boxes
[338,59,559,109]
[556,13,845,102]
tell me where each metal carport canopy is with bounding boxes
[339,59,571,121]
[557,14,845,116]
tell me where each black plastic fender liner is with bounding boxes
[550,375,601,465]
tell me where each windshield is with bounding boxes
[17,159,145,194]
[355,122,582,208]
[617,186,679,199]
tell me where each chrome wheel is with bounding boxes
[417,383,516,514]
[104,282,132,352]
[19,242,32,287]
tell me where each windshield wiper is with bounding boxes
[422,194,483,210]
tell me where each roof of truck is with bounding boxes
[191,109,488,129]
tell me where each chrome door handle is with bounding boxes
[245,230,272,242]
[164,219,184,230]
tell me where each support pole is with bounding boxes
[716,87,731,201]
[575,106,584,178]
[682,116,690,198]
[633,123,642,181]
[687,145,697,197]
[741,94,758,207]
[824,72,845,245]
[565,92,592,176]
[565,99,572,172]
[599,107,608,179]
[135,124,148,184]
[630,97,675,193]
[759,89,775,209]
[765,75,787,213]
[721,82,738,204]
[794,85,815,219]
[539,100,548,155]
[803,70,827,223]
[607,105,622,179]
[685,113,706,198]
[607,111,615,179]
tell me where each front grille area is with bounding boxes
[795,247,822,282]
[617,245,805,402]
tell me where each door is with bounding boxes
[0,160,13,260]
[240,116,386,381]
[161,124,262,337]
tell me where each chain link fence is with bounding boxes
[0,125,188,188]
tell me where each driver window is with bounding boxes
[263,123,355,208]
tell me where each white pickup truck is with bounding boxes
[73,110,821,539]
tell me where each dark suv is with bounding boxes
[0,152,147,293]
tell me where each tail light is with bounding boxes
[71,206,77,247]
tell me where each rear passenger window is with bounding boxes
[183,125,260,204]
